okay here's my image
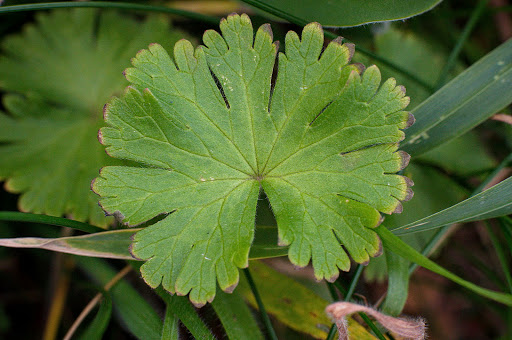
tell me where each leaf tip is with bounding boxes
[393,202,403,214]
[325,272,340,283]
[398,151,411,170]
[259,23,273,41]
[344,43,355,61]
[352,62,366,74]
[97,128,104,145]
[223,281,238,294]
[404,187,414,202]
[331,36,344,45]
[375,214,385,228]
[372,239,383,258]
[405,112,415,129]
[128,240,143,261]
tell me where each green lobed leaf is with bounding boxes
[241,0,442,27]
[354,27,463,110]
[393,176,512,235]
[402,38,512,156]
[0,9,184,226]
[93,14,413,306]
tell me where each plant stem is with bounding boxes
[345,264,363,301]
[0,1,220,25]
[485,222,512,294]
[242,268,278,340]
[240,0,433,91]
[435,0,489,89]
[325,324,337,340]
[0,211,103,233]
[327,274,387,340]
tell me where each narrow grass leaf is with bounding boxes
[0,226,288,260]
[0,229,140,260]
[0,212,103,233]
[381,250,409,316]
[393,176,512,235]
[211,289,264,340]
[377,225,512,306]
[402,38,512,156]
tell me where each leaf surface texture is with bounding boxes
[93,14,413,305]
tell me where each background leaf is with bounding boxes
[0,9,184,226]
[241,0,442,27]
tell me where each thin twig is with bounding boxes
[63,265,132,340]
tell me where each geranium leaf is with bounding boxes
[93,14,413,306]
[0,9,184,226]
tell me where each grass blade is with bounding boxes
[402,38,512,156]
[0,229,140,260]
[393,176,512,235]
[0,212,103,233]
[377,225,512,306]
[381,250,409,316]
[243,268,278,340]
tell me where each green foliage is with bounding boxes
[242,0,442,27]
[0,9,183,226]
[93,13,413,306]
[1,2,512,339]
